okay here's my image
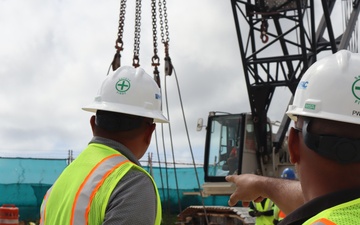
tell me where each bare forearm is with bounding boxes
[262,177,304,214]
[226,174,304,215]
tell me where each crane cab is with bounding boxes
[202,112,272,195]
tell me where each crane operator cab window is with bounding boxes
[204,113,272,182]
[204,113,261,182]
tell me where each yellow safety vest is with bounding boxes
[40,143,162,225]
[303,198,360,225]
[249,198,274,225]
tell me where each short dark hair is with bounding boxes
[95,110,153,132]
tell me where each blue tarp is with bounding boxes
[144,166,231,213]
[0,157,68,221]
[0,158,231,221]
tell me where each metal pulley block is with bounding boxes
[164,57,173,75]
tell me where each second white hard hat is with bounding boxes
[287,50,360,125]
[82,66,169,123]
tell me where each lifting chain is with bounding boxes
[260,17,269,43]
[133,0,142,68]
[110,0,172,76]
[151,0,161,87]
[158,0,173,75]
[111,0,127,71]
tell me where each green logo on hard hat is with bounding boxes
[352,77,360,101]
[305,103,316,110]
[116,78,131,94]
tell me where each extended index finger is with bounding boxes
[225,175,235,183]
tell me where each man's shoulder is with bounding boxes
[280,189,360,225]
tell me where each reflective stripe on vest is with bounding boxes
[278,210,286,220]
[40,153,129,225]
[310,218,336,225]
[39,187,52,224]
[71,154,129,225]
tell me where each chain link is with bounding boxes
[158,0,170,43]
[117,0,127,46]
[133,0,142,68]
[158,0,165,44]
[151,0,158,57]
[163,0,170,43]
[111,0,171,72]
[159,0,172,75]
[151,0,160,87]
[111,0,127,72]
[260,18,269,43]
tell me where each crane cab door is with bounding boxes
[203,113,267,182]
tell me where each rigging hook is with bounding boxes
[110,0,127,72]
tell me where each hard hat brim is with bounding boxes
[82,102,169,123]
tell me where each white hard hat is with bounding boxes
[83,66,169,123]
[287,50,360,125]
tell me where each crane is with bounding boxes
[232,0,359,163]
[178,0,360,224]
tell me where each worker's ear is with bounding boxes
[288,128,300,164]
[90,115,96,134]
[144,123,156,145]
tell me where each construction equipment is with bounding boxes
[177,0,360,224]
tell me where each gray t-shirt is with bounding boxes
[89,136,158,225]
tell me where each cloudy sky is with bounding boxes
[0,0,356,165]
